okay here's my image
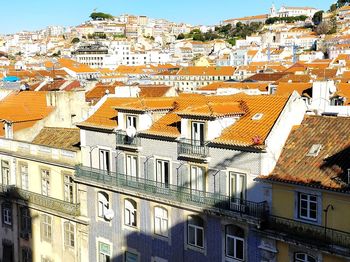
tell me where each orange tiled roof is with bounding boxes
[177,66,235,76]
[276,82,312,96]
[138,85,172,97]
[0,91,54,136]
[198,82,269,92]
[335,83,350,104]
[263,116,350,191]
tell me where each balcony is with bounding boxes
[75,166,268,224]
[178,139,209,160]
[265,215,350,256]
[116,130,141,150]
[0,185,80,216]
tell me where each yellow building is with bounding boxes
[259,116,350,262]
[0,127,88,261]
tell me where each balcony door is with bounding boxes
[190,166,205,199]
[156,160,169,188]
[191,122,204,145]
[229,172,246,212]
[126,155,138,179]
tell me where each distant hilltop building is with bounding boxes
[269,4,319,18]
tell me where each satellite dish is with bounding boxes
[329,84,336,94]
[104,209,115,220]
[126,126,136,138]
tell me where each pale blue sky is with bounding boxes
[1,0,332,34]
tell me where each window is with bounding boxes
[307,144,322,157]
[154,207,168,237]
[97,192,109,218]
[191,122,204,145]
[41,215,52,242]
[98,242,111,262]
[126,115,137,129]
[1,160,10,185]
[99,150,110,172]
[187,215,204,248]
[156,160,169,188]
[125,251,138,262]
[64,222,75,248]
[2,202,12,226]
[190,166,205,192]
[64,175,74,203]
[126,155,138,178]
[225,225,245,261]
[298,193,318,221]
[41,169,50,196]
[229,172,246,211]
[124,199,137,227]
[21,247,32,262]
[294,253,317,262]
[20,207,31,238]
[20,164,28,190]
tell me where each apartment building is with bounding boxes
[258,116,350,262]
[75,92,305,261]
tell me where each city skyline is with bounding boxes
[1,0,331,34]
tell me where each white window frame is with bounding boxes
[41,215,52,242]
[124,198,137,227]
[294,252,317,262]
[154,206,168,237]
[225,225,245,261]
[190,166,205,192]
[1,160,10,185]
[126,115,137,129]
[187,216,204,249]
[156,159,170,188]
[191,121,205,144]
[126,154,138,178]
[41,169,50,196]
[97,192,109,218]
[99,149,110,172]
[298,193,318,221]
[98,241,111,262]
[64,174,74,203]
[20,164,28,190]
[2,203,12,226]
[64,221,75,248]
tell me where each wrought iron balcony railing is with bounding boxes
[116,130,141,148]
[75,166,268,221]
[178,139,209,158]
[0,185,80,216]
[267,215,350,255]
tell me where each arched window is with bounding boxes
[97,192,109,218]
[294,253,317,262]
[124,199,137,227]
[64,221,75,248]
[187,215,204,248]
[154,207,168,237]
[225,225,245,261]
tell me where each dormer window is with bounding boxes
[126,115,137,129]
[191,122,204,145]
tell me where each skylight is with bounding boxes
[307,144,322,157]
[252,113,263,120]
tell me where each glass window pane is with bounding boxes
[196,228,203,247]
[236,239,244,260]
[188,226,195,245]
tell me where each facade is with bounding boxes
[75,93,305,261]
[258,116,350,262]
[0,128,88,262]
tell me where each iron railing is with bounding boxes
[0,185,80,216]
[75,165,267,220]
[116,130,141,147]
[178,139,209,158]
[267,215,350,254]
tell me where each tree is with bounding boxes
[316,22,330,35]
[177,33,185,40]
[90,12,113,21]
[312,11,324,25]
[330,3,337,11]
[71,37,80,44]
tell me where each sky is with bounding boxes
[0,0,332,34]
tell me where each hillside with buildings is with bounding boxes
[0,1,350,262]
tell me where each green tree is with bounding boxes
[312,11,324,25]
[90,12,113,21]
[71,37,80,44]
[177,33,185,40]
